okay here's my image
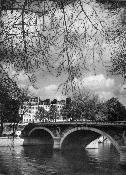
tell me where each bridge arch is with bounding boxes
[60,126,120,152]
[28,127,55,139]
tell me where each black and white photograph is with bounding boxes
[0,0,126,174]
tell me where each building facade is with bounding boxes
[19,97,66,123]
[19,97,40,123]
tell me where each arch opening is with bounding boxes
[60,127,120,152]
[28,127,54,146]
[61,130,100,150]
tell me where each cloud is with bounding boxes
[118,84,126,106]
[3,64,37,96]
[32,84,58,100]
[4,63,126,103]
[120,84,126,95]
[81,74,118,100]
[4,64,30,87]
[82,74,114,91]
[44,84,57,92]
[98,91,115,100]
[3,64,61,100]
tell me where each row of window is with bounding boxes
[23,119,39,123]
[27,110,36,113]
[29,106,38,109]
[29,98,39,102]
[21,104,63,110]
[57,105,63,109]
[23,119,32,122]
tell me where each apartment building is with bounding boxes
[19,97,40,123]
[19,97,66,123]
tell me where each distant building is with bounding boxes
[39,99,50,112]
[19,97,40,123]
[19,97,66,123]
[42,99,50,105]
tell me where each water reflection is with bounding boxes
[86,142,115,162]
[0,142,125,175]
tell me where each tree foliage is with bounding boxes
[61,101,82,121]
[61,90,108,121]
[35,106,49,121]
[107,8,126,79]
[61,95,126,122]
[48,104,58,121]
[105,97,126,121]
[0,68,30,135]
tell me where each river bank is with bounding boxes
[0,137,24,146]
[0,137,53,146]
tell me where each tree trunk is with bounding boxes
[0,104,4,136]
[55,113,56,122]
[0,118,4,136]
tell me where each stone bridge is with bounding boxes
[21,121,126,165]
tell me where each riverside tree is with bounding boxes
[105,97,126,121]
[61,98,82,121]
[0,68,30,136]
[61,89,108,121]
[48,104,58,122]
[35,106,49,122]
[72,90,108,121]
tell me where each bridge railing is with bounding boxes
[37,120,126,126]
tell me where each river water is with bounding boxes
[0,142,126,175]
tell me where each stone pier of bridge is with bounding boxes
[53,137,61,149]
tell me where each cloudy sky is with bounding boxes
[2,0,126,105]
[5,62,126,106]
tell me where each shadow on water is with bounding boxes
[23,144,53,159]
[23,129,54,146]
